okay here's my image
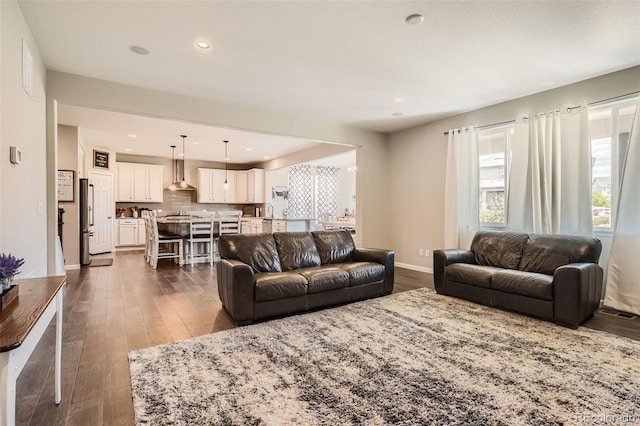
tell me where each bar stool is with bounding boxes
[185,213,216,266]
[149,215,183,268]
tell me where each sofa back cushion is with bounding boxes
[311,230,355,264]
[273,232,321,270]
[518,234,602,275]
[218,233,282,273]
[470,231,529,270]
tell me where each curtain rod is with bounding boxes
[587,90,640,108]
[443,119,515,136]
[443,90,640,135]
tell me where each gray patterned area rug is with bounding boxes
[128,288,640,425]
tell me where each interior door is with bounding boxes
[89,171,114,254]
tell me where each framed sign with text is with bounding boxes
[93,150,109,169]
[57,170,74,202]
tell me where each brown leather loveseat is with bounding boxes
[216,230,394,325]
[434,231,603,328]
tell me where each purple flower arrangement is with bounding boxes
[0,253,24,293]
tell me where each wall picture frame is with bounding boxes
[93,150,109,169]
[57,170,75,202]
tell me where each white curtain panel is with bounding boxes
[444,128,479,249]
[605,100,640,316]
[508,110,592,235]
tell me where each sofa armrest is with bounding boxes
[433,249,476,294]
[353,248,395,295]
[216,259,256,325]
[553,262,603,329]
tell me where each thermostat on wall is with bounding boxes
[10,146,22,165]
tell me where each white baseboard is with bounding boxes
[395,262,433,274]
[65,264,81,270]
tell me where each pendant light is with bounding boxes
[168,145,177,191]
[179,135,188,189]
[223,140,229,190]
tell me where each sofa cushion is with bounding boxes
[337,262,385,286]
[254,272,308,302]
[297,266,349,294]
[491,269,553,301]
[518,234,603,275]
[470,231,529,270]
[446,264,503,289]
[311,230,355,264]
[219,234,282,273]
[273,232,321,270]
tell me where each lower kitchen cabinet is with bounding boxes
[117,218,146,247]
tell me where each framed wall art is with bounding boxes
[93,150,109,169]
[57,170,74,202]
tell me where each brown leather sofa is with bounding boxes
[216,230,394,325]
[434,231,603,328]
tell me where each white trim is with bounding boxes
[395,262,433,274]
[65,264,81,270]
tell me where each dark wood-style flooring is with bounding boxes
[14,251,640,425]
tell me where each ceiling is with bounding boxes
[19,1,640,161]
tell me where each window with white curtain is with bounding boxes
[477,124,514,228]
[588,98,638,232]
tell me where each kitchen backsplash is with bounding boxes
[116,190,262,217]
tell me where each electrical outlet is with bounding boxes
[425,249,430,257]
[418,249,423,256]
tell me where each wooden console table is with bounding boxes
[0,276,66,426]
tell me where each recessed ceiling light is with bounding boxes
[245,148,253,151]
[127,134,137,138]
[405,14,424,25]
[193,141,201,145]
[195,41,211,49]
[392,112,404,117]
[391,97,404,104]
[129,45,150,55]
[264,156,271,160]
[124,148,133,152]
[178,153,184,156]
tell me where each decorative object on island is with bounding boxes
[0,253,25,310]
[131,206,139,218]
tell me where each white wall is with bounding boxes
[389,66,640,272]
[46,71,390,250]
[0,1,47,277]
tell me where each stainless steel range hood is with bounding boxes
[166,158,196,191]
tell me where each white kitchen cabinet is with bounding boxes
[117,162,163,202]
[117,219,138,246]
[198,168,237,203]
[116,218,146,247]
[136,219,146,245]
[235,169,265,203]
[236,171,248,203]
[248,218,263,234]
[272,220,288,233]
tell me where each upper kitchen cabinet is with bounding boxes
[117,162,163,202]
[199,168,263,204]
[236,169,265,203]
[198,168,232,203]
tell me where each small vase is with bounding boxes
[1,276,11,293]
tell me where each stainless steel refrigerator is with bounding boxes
[79,178,93,266]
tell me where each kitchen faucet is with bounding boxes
[267,204,274,218]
